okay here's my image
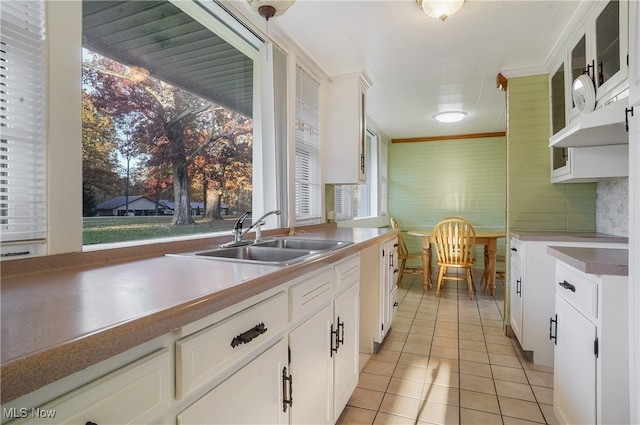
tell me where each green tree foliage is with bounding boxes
[81,93,122,212]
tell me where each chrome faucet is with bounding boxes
[224,210,281,247]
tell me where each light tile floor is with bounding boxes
[338,272,558,425]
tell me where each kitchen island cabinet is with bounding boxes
[508,231,627,367]
[548,247,629,425]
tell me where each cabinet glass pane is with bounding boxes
[551,63,565,135]
[571,35,587,108]
[552,148,568,171]
[596,0,620,87]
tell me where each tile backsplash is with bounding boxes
[596,177,629,236]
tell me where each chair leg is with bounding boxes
[398,258,406,286]
[435,266,446,297]
[466,268,474,300]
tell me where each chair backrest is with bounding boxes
[432,217,476,266]
[390,217,409,258]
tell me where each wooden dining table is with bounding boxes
[407,229,506,296]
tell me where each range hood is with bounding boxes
[549,100,628,148]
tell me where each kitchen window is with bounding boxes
[80,0,275,246]
[0,0,47,258]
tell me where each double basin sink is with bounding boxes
[166,237,352,266]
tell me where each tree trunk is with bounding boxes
[171,162,194,225]
[205,187,222,220]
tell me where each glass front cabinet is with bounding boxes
[570,0,629,110]
[548,0,630,183]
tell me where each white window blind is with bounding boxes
[0,0,47,256]
[295,65,321,224]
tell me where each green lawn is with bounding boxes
[83,216,237,245]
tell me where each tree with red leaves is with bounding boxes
[82,51,244,225]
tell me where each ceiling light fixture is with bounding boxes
[417,0,466,21]
[434,111,468,123]
[246,0,296,20]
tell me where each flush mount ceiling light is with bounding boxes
[246,0,296,20]
[417,0,466,21]
[434,111,468,123]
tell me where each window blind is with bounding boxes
[295,65,321,223]
[0,0,47,255]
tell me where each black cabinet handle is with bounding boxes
[598,61,604,86]
[510,247,517,252]
[337,317,345,347]
[330,323,339,357]
[282,367,293,412]
[231,323,267,348]
[558,280,576,293]
[393,301,399,307]
[549,314,558,345]
[626,106,634,132]
[516,278,522,296]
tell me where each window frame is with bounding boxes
[25,0,282,257]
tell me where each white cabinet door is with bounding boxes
[509,254,524,342]
[289,304,333,425]
[380,238,398,340]
[325,72,370,184]
[333,283,360,422]
[177,339,288,425]
[10,349,171,425]
[553,295,597,425]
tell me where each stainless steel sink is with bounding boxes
[253,238,351,251]
[196,246,312,262]
[165,237,352,266]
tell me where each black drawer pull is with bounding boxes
[516,278,522,295]
[231,322,268,348]
[558,280,576,292]
[510,247,518,252]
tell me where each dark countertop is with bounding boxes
[0,226,397,403]
[509,230,628,244]
[547,246,629,276]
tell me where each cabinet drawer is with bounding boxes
[556,262,597,319]
[334,254,360,295]
[9,349,171,424]
[176,291,287,399]
[510,238,523,263]
[290,268,333,323]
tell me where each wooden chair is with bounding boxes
[390,217,425,285]
[432,217,476,299]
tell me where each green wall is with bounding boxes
[507,74,596,231]
[388,136,507,262]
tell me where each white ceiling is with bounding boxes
[269,0,583,140]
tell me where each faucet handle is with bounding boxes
[254,220,266,242]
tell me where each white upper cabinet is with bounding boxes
[549,0,630,150]
[325,72,371,185]
[567,0,629,110]
[559,0,629,125]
